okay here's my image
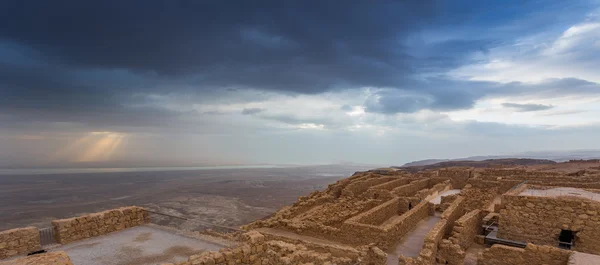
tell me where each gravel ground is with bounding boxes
[50,225,227,265]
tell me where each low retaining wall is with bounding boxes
[0,251,73,265]
[478,243,571,265]
[0,227,40,259]
[52,206,148,244]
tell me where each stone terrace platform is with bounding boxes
[48,225,229,265]
[520,187,600,202]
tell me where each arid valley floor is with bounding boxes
[0,165,374,231]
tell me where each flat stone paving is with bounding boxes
[49,225,226,265]
[386,212,441,265]
[520,187,600,202]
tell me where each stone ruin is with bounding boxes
[2,160,600,264]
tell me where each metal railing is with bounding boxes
[39,227,56,246]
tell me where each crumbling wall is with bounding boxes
[164,231,380,265]
[478,243,571,265]
[0,227,40,260]
[498,194,600,254]
[352,198,401,225]
[437,209,482,265]
[0,251,73,265]
[450,209,482,249]
[297,198,381,227]
[398,219,448,265]
[370,178,410,191]
[379,201,434,250]
[437,168,472,188]
[440,194,459,204]
[416,180,451,201]
[462,180,499,212]
[341,176,397,197]
[52,206,148,244]
[365,178,410,200]
[440,196,466,236]
[393,179,430,197]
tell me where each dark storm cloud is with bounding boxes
[0,0,596,128]
[0,0,441,93]
[502,103,554,112]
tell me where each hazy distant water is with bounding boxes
[0,165,280,175]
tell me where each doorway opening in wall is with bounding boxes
[558,230,575,249]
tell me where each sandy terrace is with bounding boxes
[48,225,228,265]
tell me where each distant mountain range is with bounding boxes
[400,150,600,168]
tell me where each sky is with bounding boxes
[1,0,600,168]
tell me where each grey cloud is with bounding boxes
[541,110,588,116]
[340,105,353,111]
[363,77,600,115]
[241,108,265,115]
[0,0,597,131]
[502,103,554,112]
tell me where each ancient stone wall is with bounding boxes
[438,209,482,265]
[498,194,600,254]
[462,180,499,212]
[370,178,411,191]
[0,251,73,265]
[379,201,434,250]
[440,194,459,204]
[393,179,430,197]
[398,219,448,265]
[450,209,482,249]
[417,180,451,201]
[365,178,411,200]
[440,196,466,236]
[52,206,148,244]
[478,243,571,265]
[342,176,397,197]
[352,198,401,225]
[164,231,383,265]
[0,227,40,260]
[437,168,472,188]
